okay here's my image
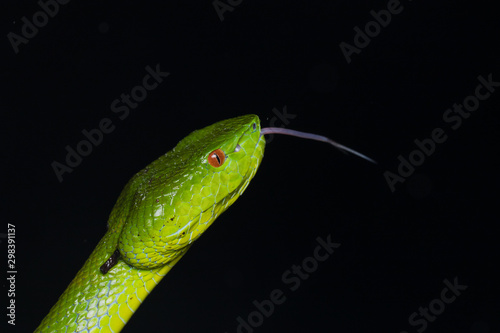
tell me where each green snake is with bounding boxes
[36,114,374,333]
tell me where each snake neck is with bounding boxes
[35,228,189,333]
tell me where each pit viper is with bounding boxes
[35,114,373,332]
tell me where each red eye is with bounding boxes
[207,149,226,167]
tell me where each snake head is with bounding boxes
[114,114,265,269]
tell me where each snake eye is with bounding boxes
[207,149,226,167]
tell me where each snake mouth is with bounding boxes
[230,120,262,154]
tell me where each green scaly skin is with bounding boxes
[36,115,265,333]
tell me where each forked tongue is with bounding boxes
[260,127,376,164]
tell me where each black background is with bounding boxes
[2,1,499,332]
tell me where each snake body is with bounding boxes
[36,115,265,332]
